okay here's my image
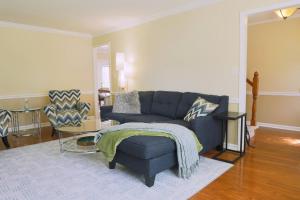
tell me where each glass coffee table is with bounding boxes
[56,119,119,153]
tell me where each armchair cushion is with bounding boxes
[56,109,82,127]
[0,110,12,137]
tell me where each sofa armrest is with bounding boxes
[77,102,91,120]
[213,95,229,115]
[44,104,58,127]
[100,105,113,121]
[191,115,222,153]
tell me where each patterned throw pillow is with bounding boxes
[184,97,219,122]
[112,91,141,114]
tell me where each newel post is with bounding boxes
[251,71,259,126]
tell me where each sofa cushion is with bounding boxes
[105,113,171,124]
[176,92,222,119]
[138,91,154,114]
[105,113,140,123]
[122,114,171,123]
[117,136,176,159]
[151,91,182,118]
[162,120,192,129]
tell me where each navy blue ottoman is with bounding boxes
[108,135,177,187]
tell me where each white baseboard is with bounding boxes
[226,143,239,151]
[9,122,51,132]
[248,120,300,132]
[257,122,300,132]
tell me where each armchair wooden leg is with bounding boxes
[2,136,10,149]
[51,127,57,137]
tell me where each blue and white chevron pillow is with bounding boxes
[184,97,219,122]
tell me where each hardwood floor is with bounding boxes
[192,128,300,200]
[1,127,300,199]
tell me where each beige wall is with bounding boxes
[247,18,300,127]
[0,27,94,95]
[0,27,95,125]
[93,0,290,144]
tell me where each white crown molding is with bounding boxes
[0,91,94,100]
[0,21,92,38]
[247,91,300,97]
[94,0,222,37]
[257,122,300,132]
[249,13,300,26]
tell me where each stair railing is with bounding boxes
[247,71,259,126]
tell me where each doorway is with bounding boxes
[93,43,112,117]
[240,1,300,138]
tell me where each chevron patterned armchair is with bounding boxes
[44,89,91,130]
[0,109,12,148]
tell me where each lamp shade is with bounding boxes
[116,53,125,71]
[276,7,298,20]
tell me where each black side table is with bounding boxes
[213,112,247,163]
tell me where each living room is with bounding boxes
[0,1,299,199]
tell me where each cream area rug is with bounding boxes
[0,140,232,200]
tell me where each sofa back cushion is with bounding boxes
[49,89,80,110]
[176,92,223,119]
[151,91,182,118]
[138,91,154,114]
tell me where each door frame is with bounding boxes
[238,0,300,151]
[239,0,300,113]
[93,42,112,119]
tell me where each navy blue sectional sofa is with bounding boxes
[100,91,228,187]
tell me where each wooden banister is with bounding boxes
[247,71,259,126]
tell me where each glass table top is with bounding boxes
[10,107,41,112]
[56,119,120,133]
[56,119,102,133]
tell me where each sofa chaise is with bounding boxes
[101,91,228,186]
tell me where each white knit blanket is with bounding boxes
[95,122,201,179]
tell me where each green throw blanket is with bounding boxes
[96,129,202,162]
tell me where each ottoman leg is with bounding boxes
[2,136,10,149]
[109,161,116,169]
[145,174,156,187]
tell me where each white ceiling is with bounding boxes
[248,7,300,25]
[0,0,220,36]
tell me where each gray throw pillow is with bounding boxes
[184,97,219,122]
[112,91,141,114]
